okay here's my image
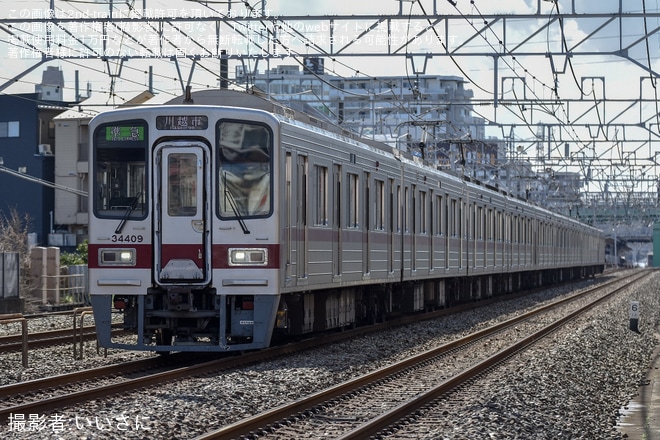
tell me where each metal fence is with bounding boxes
[65,264,89,305]
[41,265,90,306]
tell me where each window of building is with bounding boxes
[0,121,20,138]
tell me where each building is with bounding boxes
[240,60,487,152]
[0,65,157,248]
[35,66,64,102]
[0,91,65,246]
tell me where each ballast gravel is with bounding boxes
[0,270,658,439]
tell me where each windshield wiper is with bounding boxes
[223,173,250,234]
[115,194,140,234]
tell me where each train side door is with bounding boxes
[153,142,211,285]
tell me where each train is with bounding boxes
[88,89,605,352]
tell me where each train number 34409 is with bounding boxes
[111,234,144,243]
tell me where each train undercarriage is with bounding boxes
[278,264,604,337]
[93,264,603,353]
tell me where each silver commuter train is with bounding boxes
[88,89,605,352]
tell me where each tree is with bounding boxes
[0,208,33,299]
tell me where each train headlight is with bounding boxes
[229,248,268,266]
[99,248,136,266]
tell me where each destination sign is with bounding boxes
[156,115,208,130]
[105,125,145,142]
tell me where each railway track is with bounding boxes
[0,324,124,354]
[191,270,651,440]
[0,277,582,359]
[0,272,640,433]
[0,326,93,352]
[0,272,616,357]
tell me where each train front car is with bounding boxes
[88,106,281,352]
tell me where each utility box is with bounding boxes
[30,246,60,304]
[0,252,22,313]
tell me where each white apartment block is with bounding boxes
[240,60,486,153]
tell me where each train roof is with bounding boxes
[165,88,405,149]
[165,89,600,234]
[165,89,348,133]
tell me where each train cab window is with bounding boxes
[92,120,147,219]
[217,121,272,218]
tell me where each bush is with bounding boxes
[60,240,88,266]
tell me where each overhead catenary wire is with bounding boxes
[1,1,657,197]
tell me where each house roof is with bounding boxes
[54,90,156,121]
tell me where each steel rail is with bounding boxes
[193,271,650,440]
[338,271,654,439]
[0,271,636,429]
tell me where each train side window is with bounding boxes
[374,179,384,230]
[500,211,505,242]
[404,186,410,233]
[314,165,328,226]
[448,199,458,237]
[347,172,359,228]
[395,184,401,232]
[477,206,483,240]
[435,194,443,236]
[419,190,427,234]
[364,172,370,231]
[441,195,447,237]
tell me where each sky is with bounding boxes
[0,1,654,96]
[1,0,660,193]
[1,0,654,99]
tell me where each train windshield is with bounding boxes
[217,121,272,218]
[92,120,147,220]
